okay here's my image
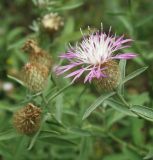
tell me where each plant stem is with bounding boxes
[117,92,130,108]
[116,92,141,117]
[28,115,47,150]
[41,93,48,106]
[108,133,147,155]
[47,83,72,105]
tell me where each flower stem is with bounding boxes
[108,132,147,155]
[117,92,130,108]
[46,83,72,105]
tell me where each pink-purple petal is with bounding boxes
[71,69,85,83]
[59,52,77,59]
[56,26,137,84]
[65,68,84,78]
[84,70,94,83]
[112,53,137,59]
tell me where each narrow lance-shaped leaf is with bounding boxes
[122,66,148,84]
[47,83,72,104]
[130,105,153,122]
[38,135,76,146]
[82,92,115,120]
[55,1,84,11]
[0,129,20,141]
[55,94,63,123]
[105,99,137,117]
[7,75,25,86]
[144,148,153,160]
[118,59,126,94]
[28,115,48,150]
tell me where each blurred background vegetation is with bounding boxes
[1,0,153,160]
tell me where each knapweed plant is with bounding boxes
[8,25,149,157]
[1,1,153,160]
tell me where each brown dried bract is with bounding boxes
[21,62,49,92]
[22,39,52,69]
[13,103,42,135]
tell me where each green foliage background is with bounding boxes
[1,0,153,160]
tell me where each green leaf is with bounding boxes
[119,59,126,80]
[144,148,153,159]
[106,110,127,128]
[39,130,60,137]
[82,92,116,120]
[118,16,134,36]
[13,136,28,160]
[68,128,91,137]
[118,59,126,94]
[0,101,20,112]
[106,99,137,117]
[0,129,20,141]
[106,12,126,16]
[55,1,84,11]
[123,147,142,160]
[47,83,72,104]
[103,153,128,160]
[136,14,153,28]
[122,67,148,84]
[62,17,74,35]
[7,27,24,42]
[7,75,25,86]
[130,118,145,146]
[55,94,63,123]
[128,92,149,105]
[78,137,92,160]
[28,115,47,150]
[130,105,153,122]
[0,144,13,159]
[38,135,76,146]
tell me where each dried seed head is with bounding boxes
[21,62,49,93]
[13,103,42,135]
[30,50,52,69]
[22,39,52,69]
[93,60,120,92]
[22,39,39,53]
[41,13,64,32]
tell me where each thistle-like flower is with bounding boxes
[13,103,42,135]
[56,27,137,91]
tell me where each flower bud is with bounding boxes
[13,103,42,135]
[21,62,49,93]
[93,60,120,92]
[41,13,64,33]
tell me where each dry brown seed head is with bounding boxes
[22,39,40,53]
[21,62,49,93]
[13,103,42,135]
[30,50,52,69]
[22,39,52,69]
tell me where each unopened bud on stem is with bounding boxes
[93,60,120,92]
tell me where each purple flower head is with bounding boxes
[56,26,137,83]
